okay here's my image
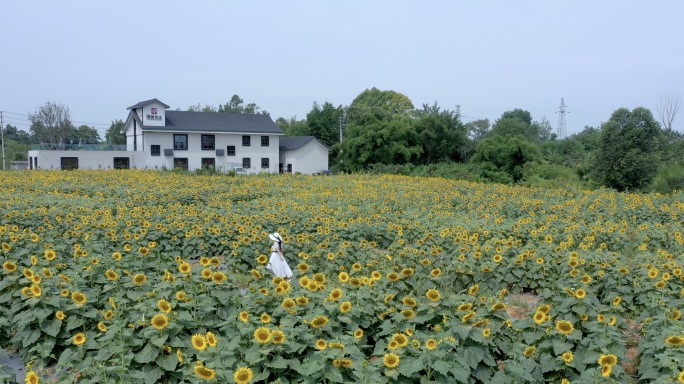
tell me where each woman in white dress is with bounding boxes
[266,233,293,280]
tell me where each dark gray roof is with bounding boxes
[142,110,284,134]
[128,98,170,110]
[279,136,328,150]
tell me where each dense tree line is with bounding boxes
[10,90,683,193]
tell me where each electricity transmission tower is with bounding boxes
[556,98,568,139]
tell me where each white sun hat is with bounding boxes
[269,233,283,242]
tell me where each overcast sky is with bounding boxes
[2,1,683,138]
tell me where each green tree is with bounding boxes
[593,107,661,191]
[471,135,540,183]
[276,117,309,137]
[105,120,126,145]
[306,102,344,147]
[347,88,414,124]
[413,103,468,163]
[339,108,421,171]
[28,101,74,144]
[465,119,490,141]
[490,109,540,141]
[3,124,33,145]
[72,125,101,144]
[188,104,218,112]
[3,139,30,162]
[218,95,269,115]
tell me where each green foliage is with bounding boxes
[593,107,661,191]
[471,135,540,182]
[413,103,468,163]
[306,102,344,148]
[104,120,126,145]
[72,125,102,144]
[650,162,684,194]
[218,95,268,115]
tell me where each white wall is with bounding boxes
[142,132,280,172]
[28,150,140,170]
[279,140,329,174]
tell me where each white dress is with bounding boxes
[267,243,293,278]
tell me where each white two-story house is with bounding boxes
[27,98,329,174]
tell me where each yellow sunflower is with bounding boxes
[387,272,400,282]
[401,309,415,320]
[468,285,480,295]
[426,289,441,302]
[193,361,216,381]
[260,313,271,323]
[239,311,249,323]
[151,314,169,330]
[253,327,272,344]
[391,333,409,348]
[55,311,66,321]
[157,299,172,313]
[310,316,329,329]
[2,261,17,273]
[574,288,587,299]
[98,322,108,332]
[339,301,352,313]
[597,354,618,367]
[71,291,87,307]
[72,332,86,346]
[561,351,574,364]
[211,271,227,284]
[233,367,253,384]
[315,339,327,350]
[425,338,437,350]
[328,288,343,301]
[354,329,364,339]
[25,370,39,384]
[555,320,575,336]
[402,297,417,308]
[666,335,684,347]
[271,330,286,344]
[192,334,208,351]
[523,346,536,358]
[132,273,147,285]
[206,332,218,347]
[383,353,400,368]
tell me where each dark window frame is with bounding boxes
[173,157,189,171]
[242,158,251,168]
[151,145,161,156]
[201,135,215,150]
[261,136,269,146]
[226,145,236,156]
[113,157,130,169]
[201,158,215,169]
[242,136,251,146]
[60,157,79,170]
[261,157,269,168]
[174,134,188,150]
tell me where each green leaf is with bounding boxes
[325,368,345,383]
[22,329,41,348]
[431,359,452,377]
[134,343,160,364]
[149,333,168,348]
[156,352,178,372]
[40,317,62,337]
[464,346,485,369]
[295,360,321,376]
[551,340,573,355]
[142,364,164,384]
[66,316,86,331]
[266,355,288,369]
[396,356,423,377]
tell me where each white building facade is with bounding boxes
[27,99,329,174]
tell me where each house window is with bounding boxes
[174,134,188,150]
[287,164,292,173]
[201,135,215,150]
[261,158,269,168]
[151,145,160,156]
[61,157,78,170]
[242,136,250,146]
[261,136,269,146]
[227,145,235,156]
[242,158,251,169]
[113,157,130,169]
[35,157,38,168]
[173,158,188,171]
[201,158,215,169]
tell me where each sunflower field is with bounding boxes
[1,170,684,384]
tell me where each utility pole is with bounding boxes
[455,105,461,118]
[556,98,568,139]
[1,111,5,170]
